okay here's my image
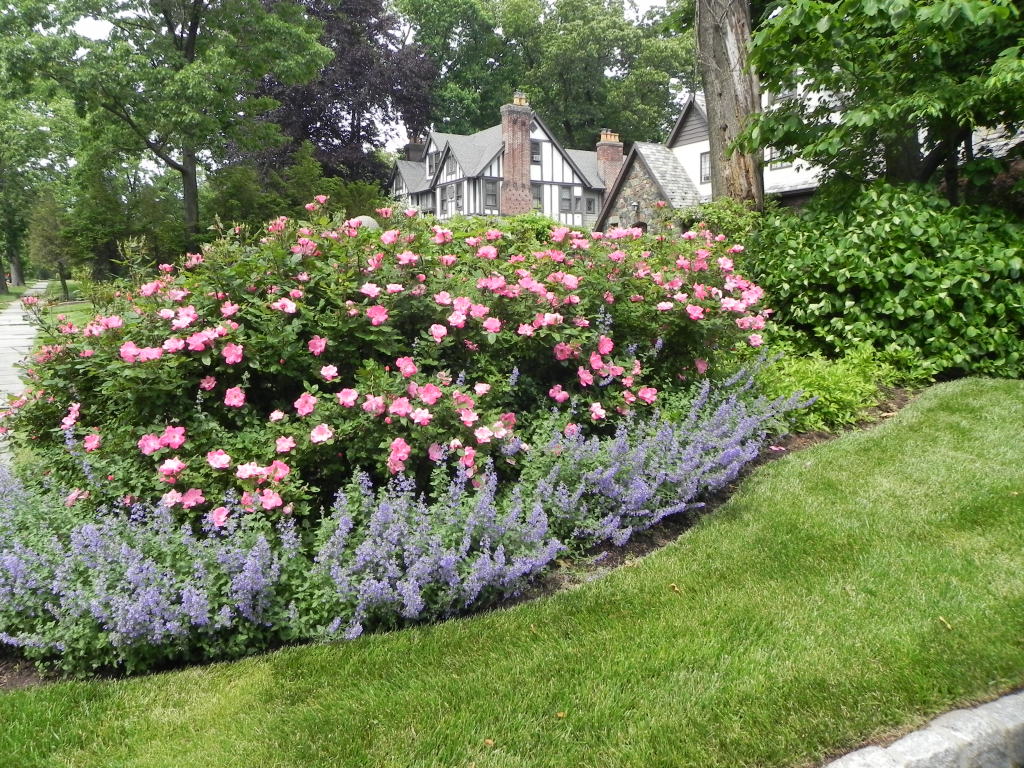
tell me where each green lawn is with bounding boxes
[0,283,30,310]
[2,377,1023,768]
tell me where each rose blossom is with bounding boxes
[222,343,244,365]
[270,297,297,313]
[160,426,187,449]
[224,387,245,407]
[482,317,501,333]
[578,367,594,386]
[210,507,229,527]
[276,435,296,453]
[367,305,389,325]
[320,365,339,381]
[207,449,232,469]
[310,424,334,443]
[84,434,101,452]
[360,283,381,298]
[589,402,606,420]
[308,336,327,356]
[387,437,411,473]
[748,333,764,347]
[637,387,658,405]
[410,408,432,426]
[295,392,317,416]
[336,388,359,407]
[429,324,448,343]
[181,488,206,509]
[418,383,442,405]
[269,410,285,422]
[138,434,162,455]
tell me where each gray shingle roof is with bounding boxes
[433,124,504,178]
[633,142,701,208]
[565,148,604,189]
[395,160,430,194]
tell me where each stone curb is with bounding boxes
[826,691,1024,768]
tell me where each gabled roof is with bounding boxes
[393,159,430,194]
[426,124,504,184]
[596,141,701,230]
[565,148,604,189]
[666,92,708,148]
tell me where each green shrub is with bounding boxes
[752,183,1024,378]
[3,207,770,522]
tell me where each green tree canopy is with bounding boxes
[743,0,1024,192]
[399,0,696,148]
[1,0,332,248]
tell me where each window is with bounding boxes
[441,195,448,214]
[428,153,437,175]
[767,146,793,170]
[560,187,572,212]
[447,185,455,199]
[445,156,456,175]
[485,180,498,208]
[532,184,543,210]
[699,152,711,184]
[455,182,463,210]
[585,197,596,214]
[574,196,582,212]
[531,141,542,164]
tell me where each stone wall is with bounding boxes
[605,160,664,230]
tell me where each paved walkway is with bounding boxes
[0,281,48,465]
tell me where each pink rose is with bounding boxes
[268,460,290,482]
[380,229,400,245]
[294,392,317,416]
[210,507,229,527]
[474,426,494,444]
[549,385,570,403]
[482,317,501,333]
[410,408,432,426]
[336,388,359,407]
[637,387,658,405]
[367,305,389,326]
[429,324,448,343]
[309,336,327,356]
[418,384,442,405]
[83,434,101,452]
[224,387,246,407]
[387,437,411,474]
[553,342,573,361]
[517,323,535,336]
[389,397,413,417]
[428,442,444,461]
[589,402,606,420]
[138,434,162,455]
[259,489,283,510]
[396,356,417,377]
[657,302,674,311]
[181,488,206,509]
[276,435,296,453]
[271,297,298,313]
[160,426,187,449]
[163,337,186,353]
[748,333,763,347]
[578,367,594,386]
[597,336,614,355]
[207,450,232,469]
[321,365,339,381]
[159,457,187,477]
[474,383,491,396]
[270,410,285,422]
[222,343,244,365]
[360,283,381,298]
[686,304,705,321]
[221,301,239,317]
[310,424,334,443]
[386,283,404,294]
[363,395,385,416]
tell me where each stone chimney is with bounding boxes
[404,136,425,163]
[500,91,533,215]
[596,128,624,188]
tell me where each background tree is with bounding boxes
[254,0,436,183]
[26,189,77,300]
[743,0,1024,197]
[1,0,332,249]
[399,0,696,148]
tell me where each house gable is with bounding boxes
[667,93,709,149]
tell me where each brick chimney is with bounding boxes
[404,136,425,162]
[596,129,624,188]
[500,91,533,215]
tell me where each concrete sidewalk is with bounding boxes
[0,281,48,465]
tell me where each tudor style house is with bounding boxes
[598,92,822,231]
[390,92,623,228]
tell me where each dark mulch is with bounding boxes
[0,387,918,691]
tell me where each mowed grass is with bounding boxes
[0,283,30,310]
[2,377,1023,768]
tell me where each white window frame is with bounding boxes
[699,152,711,184]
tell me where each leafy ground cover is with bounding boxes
[1,377,1022,768]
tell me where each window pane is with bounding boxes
[560,187,571,212]
[532,184,543,209]
[531,141,541,164]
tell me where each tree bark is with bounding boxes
[9,247,24,286]
[0,248,8,294]
[696,0,763,210]
[182,147,199,252]
[57,261,69,302]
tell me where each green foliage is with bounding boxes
[755,347,884,432]
[743,0,1024,186]
[678,197,764,241]
[752,184,1024,378]
[398,0,695,147]
[3,208,768,521]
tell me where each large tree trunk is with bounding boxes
[696,0,763,210]
[181,147,199,252]
[0,249,9,294]
[56,261,70,302]
[9,246,24,286]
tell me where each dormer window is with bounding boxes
[531,141,542,164]
[446,156,457,175]
[428,152,437,175]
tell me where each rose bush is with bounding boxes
[3,205,771,523]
